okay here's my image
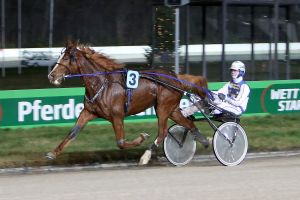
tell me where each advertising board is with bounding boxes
[0,80,299,128]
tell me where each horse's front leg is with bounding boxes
[112,117,149,149]
[46,109,97,160]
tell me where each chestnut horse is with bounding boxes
[177,74,208,98]
[47,41,209,165]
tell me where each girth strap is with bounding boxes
[124,68,133,114]
[124,87,133,114]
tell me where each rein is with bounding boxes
[141,72,213,99]
[64,70,127,78]
[64,70,214,99]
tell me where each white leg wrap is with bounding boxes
[154,139,159,146]
[139,150,152,165]
[140,132,150,140]
[45,152,56,160]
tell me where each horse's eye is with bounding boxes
[62,53,71,61]
[69,54,75,60]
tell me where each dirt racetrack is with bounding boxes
[0,154,299,200]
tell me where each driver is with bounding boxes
[181,61,250,117]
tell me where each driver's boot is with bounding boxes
[190,128,209,148]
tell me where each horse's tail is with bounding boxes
[177,74,208,98]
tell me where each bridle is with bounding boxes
[52,47,78,76]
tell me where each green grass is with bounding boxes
[242,114,300,151]
[0,114,300,168]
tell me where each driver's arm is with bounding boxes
[226,84,250,107]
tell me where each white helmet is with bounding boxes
[230,61,245,78]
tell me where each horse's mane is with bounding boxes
[78,45,124,71]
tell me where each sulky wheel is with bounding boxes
[164,124,196,166]
[213,122,248,166]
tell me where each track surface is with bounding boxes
[0,155,299,200]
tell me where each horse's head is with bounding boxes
[48,40,81,86]
[48,40,125,86]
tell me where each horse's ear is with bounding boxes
[76,40,80,47]
[65,39,78,48]
[65,39,72,47]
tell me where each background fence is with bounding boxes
[1,0,300,83]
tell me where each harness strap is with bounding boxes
[125,88,133,114]
[124,68,133,114]
[65,70,214,100]
[85,78,108,103]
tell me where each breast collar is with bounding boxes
[85,78,108,103]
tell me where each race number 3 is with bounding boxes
[126,70,140,89]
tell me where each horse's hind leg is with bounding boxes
[169,108,209,148]
[170,108,196,129]
[46,109,96,160]
[112,117,149,149]
[139,108,169,165]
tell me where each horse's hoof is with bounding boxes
[139,150,152,165]
[45,152,56,160]
[207,137,213,145]
[140,132,150,140]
